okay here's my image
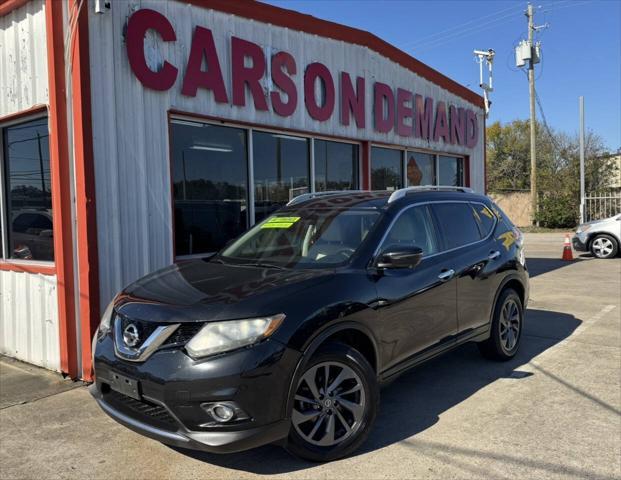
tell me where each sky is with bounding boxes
[263,0,621,151]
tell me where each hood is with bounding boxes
[115,259,334,323]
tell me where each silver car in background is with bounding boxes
[573,214,621,259]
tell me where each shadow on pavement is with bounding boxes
[170,308,581,474]
[527,257,582,278]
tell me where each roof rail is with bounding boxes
[387,185,475,203]
[286,190,366,206]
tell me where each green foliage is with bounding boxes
[486,120,618,227]
[535,192,578,228]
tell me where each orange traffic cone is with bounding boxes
[562,234,573,261]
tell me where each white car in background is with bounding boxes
[573,214,621,259]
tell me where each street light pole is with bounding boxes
[579,96,585,223]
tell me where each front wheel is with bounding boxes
[478,288,523,361]
[285,342,378,462]
[590,234,618,259]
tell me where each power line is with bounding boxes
[411,11,522,52]
[399,3,523,50]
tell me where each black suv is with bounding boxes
[91,187,528,462]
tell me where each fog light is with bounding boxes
[209,404,235,422]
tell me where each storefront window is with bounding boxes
[314,140,359,191]
[371,147,403,191]
[170,120,248,256]
[406,151,435,186]
[1,117,54,261]
[438,155,465,186]
[253,131,310,223]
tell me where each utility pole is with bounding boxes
[517,4,546,224]
[526,3,538,224]
[579,96,585,223]
[36,131,46,200]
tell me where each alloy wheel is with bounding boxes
[592,237,614,258]
[292,361,366,447]
[499,298,521,351]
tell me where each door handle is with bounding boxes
[488,251,501,261]
[438,269,455,282]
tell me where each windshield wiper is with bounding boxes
[236,261,288,270]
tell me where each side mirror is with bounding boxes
[374,245,424,269]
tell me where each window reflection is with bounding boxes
[406,151,435,186]
[314,140,359,191]
[3,117,54,261]
[371,147,403,191]
[171,121,248,256]
[253,132,310,223]
[438,155,464,186]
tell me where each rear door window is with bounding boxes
[431,202,482,250]
[471,203,496,238]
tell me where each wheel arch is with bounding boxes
[493,275,527,316]
[284,322,380,419]
[587,231,620,250]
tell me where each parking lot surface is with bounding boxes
[1,233,619,479]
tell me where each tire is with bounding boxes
[285,342,379,462]
[478,288,523,361]
[590,234,618,259]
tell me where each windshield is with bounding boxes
[219,209,381,268]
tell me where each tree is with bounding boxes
[486,120,617,227]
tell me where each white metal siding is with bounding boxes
[88,0,485,308]
[0,0,48,117]
[0,271,60,371]
[0,2,59,371]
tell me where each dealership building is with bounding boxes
[0,0,485,379]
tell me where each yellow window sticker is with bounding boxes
[260,216,301,229]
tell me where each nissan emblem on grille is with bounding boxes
[123,323,140,348]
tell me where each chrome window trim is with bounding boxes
[373,200,497,261]
[113,316,180,362]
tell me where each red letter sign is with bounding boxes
[396,88,413,137]
[433,101,450,143]
[374,82,394,133]
[415,95,433,140]
[126,9,178,91]
[341,72,365,128]
[232,37,268,111]
[466,110,478,148]
[449,105,465,145]
[181,26,228,102]
[270,52,297,117]
[304,63,335,121]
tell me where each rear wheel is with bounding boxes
[286,342,378,462]
[590,234,618,259]
[478,288,523,361]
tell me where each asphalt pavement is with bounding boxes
[1,233,619,479]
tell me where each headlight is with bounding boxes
[96,299,116,340]
[577,224,591,234]
[186,314,285,359]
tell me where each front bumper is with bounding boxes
[91,334,300,453]
[90,385,290,453]
[572,234,588,252]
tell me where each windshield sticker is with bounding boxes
[260,216,301,229]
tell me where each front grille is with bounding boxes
[104,389,178,431]
[162,323,204,347]
[116,313,159,349]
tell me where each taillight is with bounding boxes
[513,227,524,246]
